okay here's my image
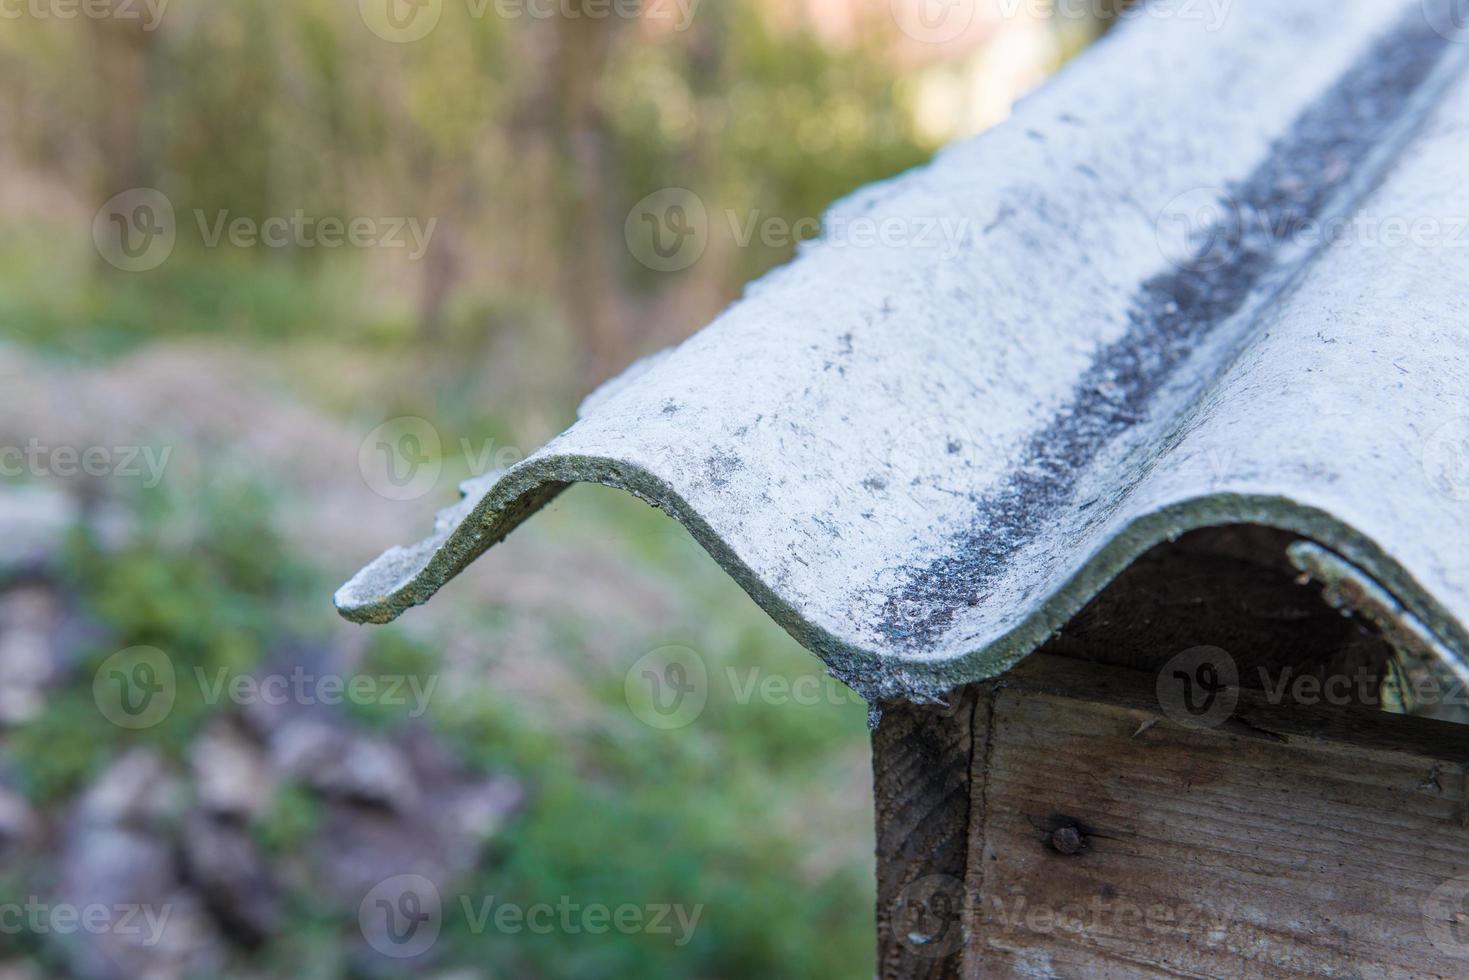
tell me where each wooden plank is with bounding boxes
[873,688,984,979]
[959,654,1469,978]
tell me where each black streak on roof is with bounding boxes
[877,9,1459,650]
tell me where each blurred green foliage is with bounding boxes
[3,474,875,978]
[0,3,1104,976]
[10,479,305,803]
[1,0,935,378]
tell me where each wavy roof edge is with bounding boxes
[337,0,1469,703]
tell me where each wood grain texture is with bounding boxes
[873,689,984,979]
[958,655,1469,978]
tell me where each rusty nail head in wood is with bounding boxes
[1049,825,1086,856]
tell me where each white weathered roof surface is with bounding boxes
[338,0,1469,702]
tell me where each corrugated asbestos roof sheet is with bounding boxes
[337,0,1469,703]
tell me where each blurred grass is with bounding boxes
[0,3,1109,976]
[0,225,388,358]
[2,469,874,978]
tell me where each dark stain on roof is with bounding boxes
[877,9,1459,649]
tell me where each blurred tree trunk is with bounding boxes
[417,214,463,346]
[86,18,157,195]
[415,166,476,346]
[552,4,627,386]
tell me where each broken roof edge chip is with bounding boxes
[337,0,1469,704]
